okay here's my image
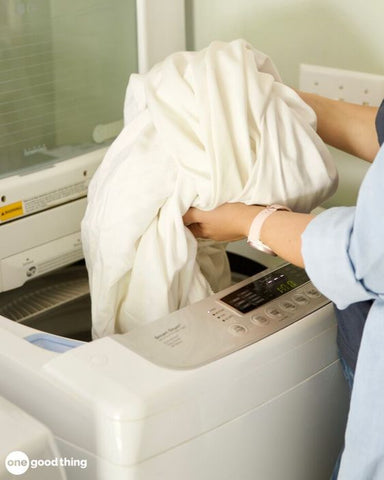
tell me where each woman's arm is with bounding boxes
[298,91,379,162]
[184,203,313,268]
[184,95,380,268]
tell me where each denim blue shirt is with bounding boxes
[334,100,384,373]
[302,144,384,479]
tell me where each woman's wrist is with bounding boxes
[260,210,314,267]
[241,205,265,237]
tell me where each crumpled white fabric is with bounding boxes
[81,39,337,339]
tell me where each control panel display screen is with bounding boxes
[220,264,309,314]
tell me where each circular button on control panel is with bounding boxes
[292,293,310,306]
[228,324,248,336]
[265,306,284,320]
[279,300,297,312]
[250,315,270,327]
[304,286,321,299]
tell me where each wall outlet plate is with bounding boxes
[299,64,384,106]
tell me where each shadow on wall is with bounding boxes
[186,1,384,85]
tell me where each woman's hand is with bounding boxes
[183,203,264,242]
[183,202,313,268]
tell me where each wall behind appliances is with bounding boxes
[185,0,384,206]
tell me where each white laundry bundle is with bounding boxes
[82,39,337,339]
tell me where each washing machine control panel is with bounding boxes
[114,263,331,369]
[213,263,313,324]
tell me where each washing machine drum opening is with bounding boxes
[0,254,265,342]
[0,263,92,341]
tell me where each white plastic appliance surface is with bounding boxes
[0,395,66,480]
[0,264,349,480]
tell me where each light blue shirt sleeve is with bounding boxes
[302,144,384,309]
[302,205,375,309]
[301,145,384,479]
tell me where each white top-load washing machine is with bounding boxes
[0,263,349,480]
[0,5,349,478]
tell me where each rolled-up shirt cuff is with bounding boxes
[301,206,374,309]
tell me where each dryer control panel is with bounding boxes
[114,263,331,369]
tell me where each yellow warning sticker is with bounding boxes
[0,201,24,222]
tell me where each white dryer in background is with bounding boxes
[0,395,66,480]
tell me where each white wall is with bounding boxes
[186,0,384,205]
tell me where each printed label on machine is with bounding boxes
[0,201,24,222]
[0,182,88,224]
[23,182,87,215]
[154,323,187,348]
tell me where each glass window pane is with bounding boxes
[0,0,137,178]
